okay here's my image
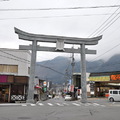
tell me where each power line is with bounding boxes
[89,7,120,37]
[0,50,68,76]
[36,63,71,77]
[0,49,30,63]
[0,54,29,64]
[0,13,117,21]
[0,5,120,11]
[97,13,120,35]
[89,42,120,62]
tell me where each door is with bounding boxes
[0,85,9,102]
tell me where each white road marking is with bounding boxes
[63,103,69,106]
[93,103,100,106]
[72,103,81,106]
[56,103,64,106]
[38,103,44,106]
[21,104,27,107]
[85,103,92,106]
[30,104,36,106]
[47,103,54,106]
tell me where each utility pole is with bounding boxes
[71,46,75,99]
[71,46,75,85]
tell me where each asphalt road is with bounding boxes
[0,97,120,120]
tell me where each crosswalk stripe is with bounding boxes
[63,103,69,106]
[72,103,81,106]
[8,102,105,107]
[56,103,64,106]
[22,104,27,107]
[38,103,44,106]
[30,104,36,106]
[93,103,100,106]
[47,103,54,106]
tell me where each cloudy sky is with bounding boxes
[0,0,120,62]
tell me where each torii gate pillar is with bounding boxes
[81,43,87,103]
[27,40,37,103]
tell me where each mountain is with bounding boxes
[35,54,120,84]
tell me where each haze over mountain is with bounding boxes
[35,54,120,84]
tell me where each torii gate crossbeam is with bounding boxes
[14,27,102,103]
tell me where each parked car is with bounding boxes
[48,94,52,99]
[108,89,120,102]
[64,94,72,101]
[54,95,59,99]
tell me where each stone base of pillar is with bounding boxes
[26,99,35,103]
[81,98,87,103]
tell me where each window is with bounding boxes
[113,91,118,94]
[0,64,18,73]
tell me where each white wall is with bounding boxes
[0,48,31,76]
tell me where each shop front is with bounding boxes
[89,71,120,97]
[0,75,28,103]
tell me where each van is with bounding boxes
[108,89,120,102]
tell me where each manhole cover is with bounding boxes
[18,117,31,119]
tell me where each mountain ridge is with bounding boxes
[35,54,120,84]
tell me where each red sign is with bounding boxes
[70,85,74,92]
[110,74,120,81]
[0,75,7,83]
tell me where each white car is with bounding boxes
[77,95,81,99]
[64,95,72,101]
[108,89,120,102]
[48,95,52,99]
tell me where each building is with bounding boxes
[73,73,90,97]
[89,71,120,97]
[0,48,31,103]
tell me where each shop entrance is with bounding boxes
[0,85,9,103]
[94,82,120,97]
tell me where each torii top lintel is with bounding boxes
[14,27,102,45]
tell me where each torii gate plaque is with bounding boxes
[14,27,102,103]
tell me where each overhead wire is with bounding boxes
[87,1,120,63]
[0,49,30,63]
[0,49,68,77]
[0,13,118,21]
[89,7,120,37]
[0,5,120,11]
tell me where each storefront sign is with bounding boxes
[0,75,7,83]
[70,85,74,92]
[43,81,47,86]
[110,74,120,81]
[89,76,110,81]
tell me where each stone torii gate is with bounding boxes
[14,27,102,103]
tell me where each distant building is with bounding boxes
[73,73,90,97]
[89,71,120,97]
[0,48,31,103]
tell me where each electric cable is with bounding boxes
[0,5,120,11]
[89,7,120,37]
